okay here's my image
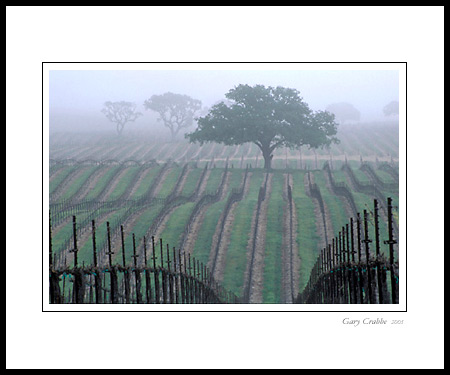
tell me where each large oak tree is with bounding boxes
[186,84,339,169]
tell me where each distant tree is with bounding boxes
[186,84,339,169]
[144,92,202,141]
[101,101,143,136]
[383,100,399,117]
[325,102,361,124]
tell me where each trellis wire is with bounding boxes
[49,215,239,304]
[296,197,399,304]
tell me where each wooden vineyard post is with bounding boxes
[121,225,130,304]
[326,247,332,303]
[350,218,359,304]
[166,244,174,303]
[205,265,212,303]
[92,220,98,267]
[71,216,78,267]
[132,233,142,304]
[159,239,167,303]
[187,253,193,303]
[197,259,202,303]
[322,249,327,303]
[70,216,84,304]
[330,237,336,303]
[322,249,328,303]
[106,221,113,268]
[317,249,326,303]
[342,228,349,303]
[92,220,102,304]
[183,252,188,303]
[193,258,198,303]
[326,244,333,303]
[200,261,205,304]
[192,258,200,303]
[143,236,148,266]
[144,237,152,304]
[330,240,335,303]
[345,223,354,304]
[49,214,61,304]
[151,236,160,304]
[319,249,325,303]
[173,247,179,304]
[335,234,340,302]
[49,211,53,270]
[356,213,364,303]
[373,199,388,303]
[363,210,374,304]
[338,232,344,303]
[330,243,335,303]
[106,221,118,304]
[121,225,126,267]
[180,250,186,304]
[385,197,399,304]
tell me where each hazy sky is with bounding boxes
[49,68,399,131]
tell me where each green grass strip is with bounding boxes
[59,165,97,200]
[180,168,203,197]
[291,171,321,292]
[190,169,244,266]
[131,165,161,198]
[158,202,196,255]
[84,165,121,201]
[106,166,140,201]
[49,165,77,195]
[155,166,183,199]
[222,170,264,298]
[313,171,348,234]
[262,171,284,303]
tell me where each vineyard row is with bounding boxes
[50,158,398,302]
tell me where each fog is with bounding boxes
[49,69,399,136]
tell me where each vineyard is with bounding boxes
[49,122,399,304]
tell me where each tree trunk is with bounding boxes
[169,126,179,142]
[261,146,273,170]
[116,122,125,136]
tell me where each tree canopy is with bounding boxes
[186,84,339,169]
[144,92,202,141]
[101,101,142,136]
